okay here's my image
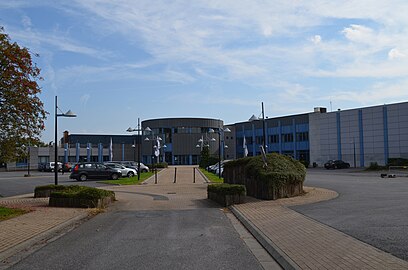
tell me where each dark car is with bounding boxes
[70,162,121,181]
[324,160,350,169]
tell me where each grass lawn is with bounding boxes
[199,168,224,183]
[101,172,155,185]
[0,206,28,221]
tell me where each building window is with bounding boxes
[164,128,172,143]
[191,127,201,134]
[246,137,253,144]
[282,133,293,142]
[176,127,189,134]
[269,134,279,144]
[296,132,309,142]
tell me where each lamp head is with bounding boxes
[64,110,77,117]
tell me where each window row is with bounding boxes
[237,132,309,145]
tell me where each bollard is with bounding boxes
[193,167,195,183]
[174,167,177,183]
[155,168,158,184]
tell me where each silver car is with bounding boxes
[111,161,149,173]
[104,163,137,177]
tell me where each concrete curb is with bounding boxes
[195,168,211,183]
[230,206,301,270]
[142,168,168,184]
[0,211,89,265]
[0,193,34,200]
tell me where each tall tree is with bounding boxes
[0,27,47,162]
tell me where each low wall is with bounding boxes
[208,192,245,207]
[49,196,113,208]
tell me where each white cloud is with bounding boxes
[21,15,32,29]
[310,35,322,44]
[342,24,374,43]
[388,48,406,59]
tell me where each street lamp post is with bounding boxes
[54,96,76,185]
[22,144,31,177]
[144,127,166,165]
[196,132,216,168]
[127,118,148,181]
[209,127,231,178]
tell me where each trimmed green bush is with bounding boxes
[47,185,115,208]
[34,184,67,192]
[34,184,69,198]
[149,162,168,169]
[388,158,408,166]
[365,162,387,171]
[207,183,246,206]
[223,153,306,200]
[50,185,115,200]
[225,153,306,189]
[207,183,246,196]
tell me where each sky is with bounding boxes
[1,1,408,143]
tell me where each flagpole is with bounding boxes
[262,102,267,152]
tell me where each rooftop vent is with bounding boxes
[313,107,327,113]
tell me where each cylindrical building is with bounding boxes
[141,118,223,165]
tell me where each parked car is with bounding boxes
[324,160,350,169]
[39,162,63,172]
[207,160,231,176]
[70,162,121,181]
[104,163,137,177]
[38,163,46,171]
[111,161,149,173]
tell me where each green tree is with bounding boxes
[199,147,210,168]
[0,27,47,162]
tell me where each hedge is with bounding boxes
[224,153,306,189]
[50,185,115,200]
[207,183,246,196]
[149,162,168,169]
[34,184,67,192]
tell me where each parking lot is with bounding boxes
[295,168,408,261]
[0,171,110,198]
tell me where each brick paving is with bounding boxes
[233,190,408,270]
[106,166,213,211]
[0,196,89,262]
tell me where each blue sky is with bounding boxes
[1,1,408,142]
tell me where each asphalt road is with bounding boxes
[0,171,110,197]
[293,168,408,261]
[9,208,263,270]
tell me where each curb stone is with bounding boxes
[230,206,300,270]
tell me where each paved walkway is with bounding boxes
[0,196,89,265]
[1,166,408,269]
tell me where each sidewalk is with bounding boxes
[231,187,408,270]
[0,195,89,265]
